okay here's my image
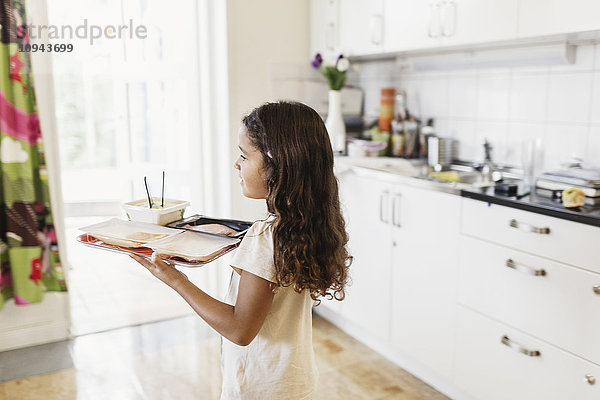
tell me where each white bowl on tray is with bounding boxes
[122,198,190,226]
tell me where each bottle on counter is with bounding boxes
[390,91,406,157]
[404,111,419,158]
[378,88,396,134]
[420,118,435,159]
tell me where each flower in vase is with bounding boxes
[311,53,350,91]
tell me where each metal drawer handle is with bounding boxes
[391,194,401,227]
[509,219,551,235]
[586,374,596,385]
[506,259,546,276]
[501,335,541,357]
[380,191,389,223]
[594,285,600,295]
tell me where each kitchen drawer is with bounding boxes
[458,235,600,365]
[455,306,600,400]
[461,198,600,274]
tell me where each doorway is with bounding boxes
[46,0,209,335]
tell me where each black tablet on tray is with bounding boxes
[167,215,252,239]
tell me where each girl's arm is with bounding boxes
[130,253,274,346]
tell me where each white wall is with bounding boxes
[353,43,600,171]
[226,0,310,221]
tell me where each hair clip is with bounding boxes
[267,151,273,159]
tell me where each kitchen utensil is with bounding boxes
[144,176,153,208]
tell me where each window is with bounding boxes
[48,0,202,215]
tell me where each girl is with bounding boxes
[130,101,351,399]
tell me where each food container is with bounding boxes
[347,139,388,157]
[122,198,190,226]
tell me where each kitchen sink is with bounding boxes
[417,170,495,188]
[345,158,522,193]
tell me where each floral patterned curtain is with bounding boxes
[0,0,66,311]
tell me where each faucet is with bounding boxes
[480,139,499,182]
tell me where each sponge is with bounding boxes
[429,171,460,183]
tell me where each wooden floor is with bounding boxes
[0,315,450,400]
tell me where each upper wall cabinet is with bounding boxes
[339,0,384,56]
[385,0,519,53]
[438,0,519,47]
[384,0,441,52]
[518,0,600,38]
[310,0,341,60]
[325,0,600,58]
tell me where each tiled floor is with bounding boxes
[0,314,450,400]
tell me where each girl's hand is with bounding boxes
[129,252,189,288]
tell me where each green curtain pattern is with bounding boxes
[0,0,67,311]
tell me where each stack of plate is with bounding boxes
[427,137,458,168]
[536,168,600,203]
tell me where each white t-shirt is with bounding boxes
[220,217,318,400]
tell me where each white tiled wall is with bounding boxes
[350,43,600,170]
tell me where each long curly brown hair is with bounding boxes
[242,101,351,301]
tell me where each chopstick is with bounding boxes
[144,176,153,208]
[161,171,165,208]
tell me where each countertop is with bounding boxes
[334,155,600,228]
[334,155,477,196]
[461,186,600,228]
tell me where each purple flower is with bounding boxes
[311,53,323,69]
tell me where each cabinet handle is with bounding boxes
[380,191,389,223]
[428,1,441,38]
[391,194,401,227]
[369,14,383,45]
[326,22,335,51]
[441,0,457,37]
[509,219,551,235]
[505,259,546,277]
[501,335,541,357]
[593,285,600,295]
[586,374,596,385]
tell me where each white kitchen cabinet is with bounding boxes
[439,0,519,47]
[455,306,600,400]
[383,0,440,52]
[518,0,600,38]
[333,170,393,342]
[390,184,460,380]
[384,0,518,53]
[310,0,341,60]
[457,197,600,400]
[461,198,600,274]
[459,235,600,365]
[334,168,460,381]
[338,0,384,56]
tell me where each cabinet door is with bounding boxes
[459,235,600,365]
[390,184,460,380]
[440,0,519,47]
[455,306,600,400]
[337,172,393,342]
[310,0,341,60]
[519,0,600,38]
[384,0,441,52]
[339,0,384,56]
[461,198,600,274]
